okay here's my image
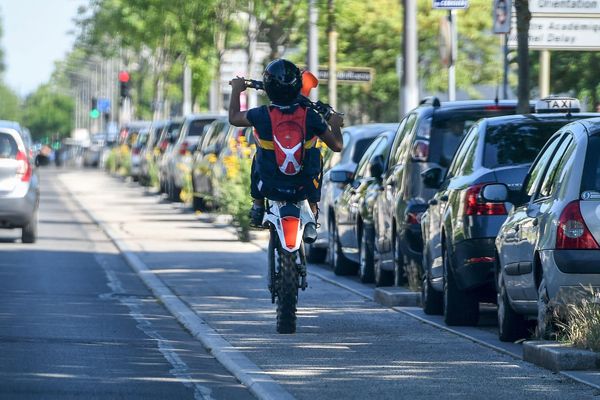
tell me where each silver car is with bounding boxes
[494,117,600,341]
[0,121,39,243]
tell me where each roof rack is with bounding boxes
[419,97,441,107]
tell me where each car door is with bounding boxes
[338,137,381,252]
[500,134,563,279]
[377,114,417,255]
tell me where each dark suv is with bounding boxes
[372,98,526,287]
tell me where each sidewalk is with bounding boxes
[60,170,599,400]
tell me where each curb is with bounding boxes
[523,341,600,372]
[374,287,421,307]
[61,177,295,400]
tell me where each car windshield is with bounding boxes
[483,120,572,168]
[429,108,518,167]
[0,134,17,159]
[581,135,600,194]
[189,119,215,136]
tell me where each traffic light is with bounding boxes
[119,70,130,100]
[90,97,100,119]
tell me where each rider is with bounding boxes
[228,59,344,233]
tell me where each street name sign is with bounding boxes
[299,66,374,84]
[508,17,600,50]
[530,0,600,15]
[433,0,469,9]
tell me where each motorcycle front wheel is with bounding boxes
[276,249,299,334]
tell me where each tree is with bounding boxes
[0,84,21,121]
[22,85,74,140]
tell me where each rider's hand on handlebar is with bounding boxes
[327,112,344,128]
[229,77,247,93]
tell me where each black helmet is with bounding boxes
[263,59,302,105]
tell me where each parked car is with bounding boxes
[130,127,149,181]
[420,98,598,325]
[0,121,39,243]
[157,119,183,194]
[306,123,397,264]
[164,114,221,202]
[191,117,230,210]
[372,98,529,288]
[331,131,395,281]
[83,133,106,167]
[139,120,167,186]
[495,116,600,341]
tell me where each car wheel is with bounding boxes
[359,225,375,283]
[497,271,528,342]
[22,210,38,244]
[306,244,327,263]
[536,277,555,340]
[331,221,355,276]
[422,272,443,315]
[443,245,479,326]
[374,246,394,287]
[393,233,407,286]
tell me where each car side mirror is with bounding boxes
[481,183,508,202]
[330,170,354,184]
[369,155,385,180]
[168,135,177,144]
[421,167,443,189]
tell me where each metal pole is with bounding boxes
[308,0,319,102]
[402,0,419,114]
[327,0,337,109]
[539,50,551,98]
[183,62,192,115]
[503,34,509,99]
[448,9,457,101]
[247,2,258,109]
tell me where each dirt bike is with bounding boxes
[245,71,342,334]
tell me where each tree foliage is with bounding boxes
[22,85,74,140]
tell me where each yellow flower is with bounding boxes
[207,153,218,164]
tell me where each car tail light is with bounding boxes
[406,211,424,225]
[16,151,31,182]
[464,183,507,216]
[556,200,599,249]
[159,140,168,152]
[179,142,189,155]
[484,105,516,111]
[411,140,429,162]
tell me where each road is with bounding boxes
[2,167,599,399]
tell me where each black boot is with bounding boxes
[249,204,265,228]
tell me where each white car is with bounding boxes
[494,116,600,341]
[0,121,39,243]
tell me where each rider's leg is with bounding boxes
[249,157,265,227]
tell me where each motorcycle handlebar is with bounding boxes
[243,79,343,120]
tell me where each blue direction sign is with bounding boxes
[433,0,469,9]
[97,98,111,113]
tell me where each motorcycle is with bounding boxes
[245,71,342,334]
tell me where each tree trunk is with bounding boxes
[515,0,531,114]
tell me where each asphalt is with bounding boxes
[0,169,254,399]
[58,168,600,400]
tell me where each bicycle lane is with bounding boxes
[61,170,597,400]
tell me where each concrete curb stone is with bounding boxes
[523,341,600,372]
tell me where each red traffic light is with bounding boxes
[118,71,130,83]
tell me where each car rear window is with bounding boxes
[0,133,17,159]
[483,121,566,168]
[428,108,517,167]
[189,119,215,136]
[352,138,377,163]
[581,135,600,194]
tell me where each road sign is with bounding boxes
[97,98,111,113]
[315,67,373,84]
[530,1,600,15]
[493,0,512,34]
[508,17,600,50]
[433,0,468,10]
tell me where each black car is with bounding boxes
[331,131,395,282]
[372,98,530,288]
[420,104,599,325]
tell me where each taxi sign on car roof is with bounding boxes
[535,96,581,113]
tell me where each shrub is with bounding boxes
[557,286,600,352]
[217,137,254,241]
